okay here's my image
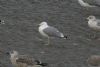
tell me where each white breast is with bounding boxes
[39,25,48,37]
[88,20,100,30]
[10,56,18,66]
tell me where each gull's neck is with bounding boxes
[11,53,18,58]
[10,53,19,65]
[41,24,49,28]
[89,18,96,21]
[88,19,97,26]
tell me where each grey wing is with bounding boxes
[87,0,100,7]
[96,19,100,26]
[43,26,63,38]
[84,0,100,6]
[95,0,100,6]
[16,56,37,65]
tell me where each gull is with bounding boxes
[87,55,100,66]
[78,0,100,8]
[6,50,48,67]
[87,15,100,29]
[87,15,100,31]
[38,22,67,45]
[87,15,100,39]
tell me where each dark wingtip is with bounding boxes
[64,35,68,39]
[35,60,48,66]
[40,63,48,66]
[95,4,100,7]
[35,60,41,64]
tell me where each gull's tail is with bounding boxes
[95,4,100,7]
[35,60,48,66]
[60,33,68,39]
[38,63,48,66]
[64,35,68,39]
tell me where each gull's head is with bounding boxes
[87,16,96,21]
[6,50,18,57]
[39,22,48,26]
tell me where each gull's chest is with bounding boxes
[88,21,96,27]
[88,20,100,30]
[39,26,48,37]
[10,56,17,65]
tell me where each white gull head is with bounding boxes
[39,22,48,26]
[87,16,96,21]
[10,50,18,58]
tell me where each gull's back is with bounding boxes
[96,19,100,26]
[78,0,100,7]
[43,26,64,38]
[16,55,36,65]
[84,0,100,6]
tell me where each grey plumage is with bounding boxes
[38,22,67,45]
[96,19,100,26]
[78,0,100,7]
[85,0,100,7]
[43,26,64,38]
[16,55,37,65]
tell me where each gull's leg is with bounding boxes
[45,37,50,45]
[89,31,99,40]
[89,33,96,39]
[47,37,50,45]
[92,31,100,40]
[95,32,100,41]
[86,7,89,11]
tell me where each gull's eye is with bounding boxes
[89,16,93,19]
[10,51,13,54]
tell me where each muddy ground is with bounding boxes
[0,0,100,67]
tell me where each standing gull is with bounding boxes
[38,22,67,45]
[78,0,100,7]
[87,15,100,39]
[7,50,48,67]
[87,15,100,30]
